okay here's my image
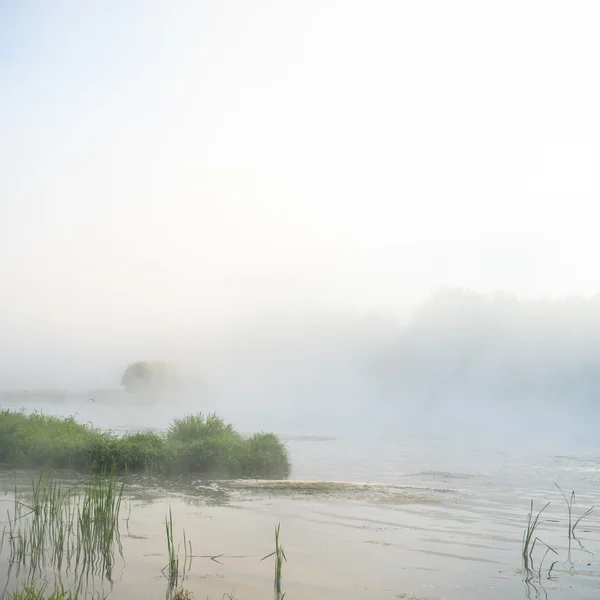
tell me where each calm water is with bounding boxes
[0,392,599,599]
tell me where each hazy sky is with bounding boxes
[2,1,599,339]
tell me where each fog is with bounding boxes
[4,5,600,600]
[2,2,600,449]
[2,288,598,447]
[196,290,600,438]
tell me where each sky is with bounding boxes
[1,0,600,345]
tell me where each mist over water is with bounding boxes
[3,288,599,456]
[4,290,600,599]
[3,2,600,597]
[2,293,600,599]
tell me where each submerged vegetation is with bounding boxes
[1,467,596,600]
[1,471,287,600]
[260,523,286,600]
[0,410,291,479]
[4,583,105,600]
[2,471,123,597]
[521,485,594,595]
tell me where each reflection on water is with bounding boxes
[0,395,599,599]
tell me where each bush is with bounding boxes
[243,433,291,479]
[167,413,241,443]
[0,409,290,479]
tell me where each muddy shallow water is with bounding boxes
[1,395,599,599]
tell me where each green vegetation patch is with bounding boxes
[5,583,105,600]
[0,409,290,479]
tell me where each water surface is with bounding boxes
[1,392,599,599]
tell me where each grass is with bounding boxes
[4,515,286,600]
[171,590,193,600]
[4,582,106,599]
[273,523,287,600]
[260,523,286,600]
[554,483,594,542]
[521,499,551,573]
[521,486,595,594]
[2,470,123,585]
[161,507,193,599]
[0,410,291,479]
[164,507,179,586]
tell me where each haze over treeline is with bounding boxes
[3,289,600,417]
[2,0,599,438]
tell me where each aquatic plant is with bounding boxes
[521,499,551,573]
[164,507,179,587]
[4,581,106,599]
[168,413,240,444]
[0,409,290,479]
[171,589,194,600]
[162,506,192,598]
[521,487,596,597]
[2,470,123,586]
[242,434,290,480]
[273,523,286,600]
[554,483,594,542]
[261,523,286,600]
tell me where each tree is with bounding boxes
[120,361,180,393]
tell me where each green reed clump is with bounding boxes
[85,431,168,473]
[171,589,194,600]
[75,470,124,579]
[0,410,101,470]
[242,434,291,480]
[5,581,105,600]
[3,470,124,590]
[168,413,241,443]
[0,409,290,479]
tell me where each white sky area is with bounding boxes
[1,1,599,343]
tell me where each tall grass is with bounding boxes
[2,471,123,586]
[8,514,286,600]
[162,507,192,597]
[75,470,124,581]
[521,500,551,573]
[261,523,286,600]
[4,581,106,600]
[521,487,595,595]
[168,414,240,443]
[0,410,291,479]
[554,483,594,542]
[273,523,286,600]
[164,507,179,587]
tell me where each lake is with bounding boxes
[0,392,599,599]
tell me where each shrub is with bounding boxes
[0,409,290,479]
[167,412,241,443]
[243,433,291,479]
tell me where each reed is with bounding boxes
[4,581,106,599]
[2,470,123,585]
[273,523,286,600]
[554,483,594,541]
[261,523,286,600]
[162,507,192,597]
[0,410,290,479]
[164,507,179,587]
[521,486,595,595]
[521,500,552,574]
[171,590,194,600]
